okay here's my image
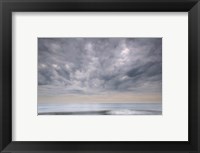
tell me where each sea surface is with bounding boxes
[38,103,162,115]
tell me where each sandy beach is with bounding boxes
[38,103,162,115]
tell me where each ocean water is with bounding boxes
[38,103,162,115]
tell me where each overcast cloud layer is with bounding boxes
[38,38,162,96]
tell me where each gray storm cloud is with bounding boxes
[38,38,162,96]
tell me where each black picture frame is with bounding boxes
[0,0,199,152]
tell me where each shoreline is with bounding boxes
[38,110,162,115]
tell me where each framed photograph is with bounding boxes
[37,37,162,116]
[0,0,199,152]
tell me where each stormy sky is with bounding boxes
[38,38,162,103]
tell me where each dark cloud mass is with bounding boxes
[38,38,162,96]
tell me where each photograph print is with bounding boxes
[38,38,162,115]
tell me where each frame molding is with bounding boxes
[0,0,199,152]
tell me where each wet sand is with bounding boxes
[38,110,162,115]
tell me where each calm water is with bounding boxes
[38,103,162,115]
